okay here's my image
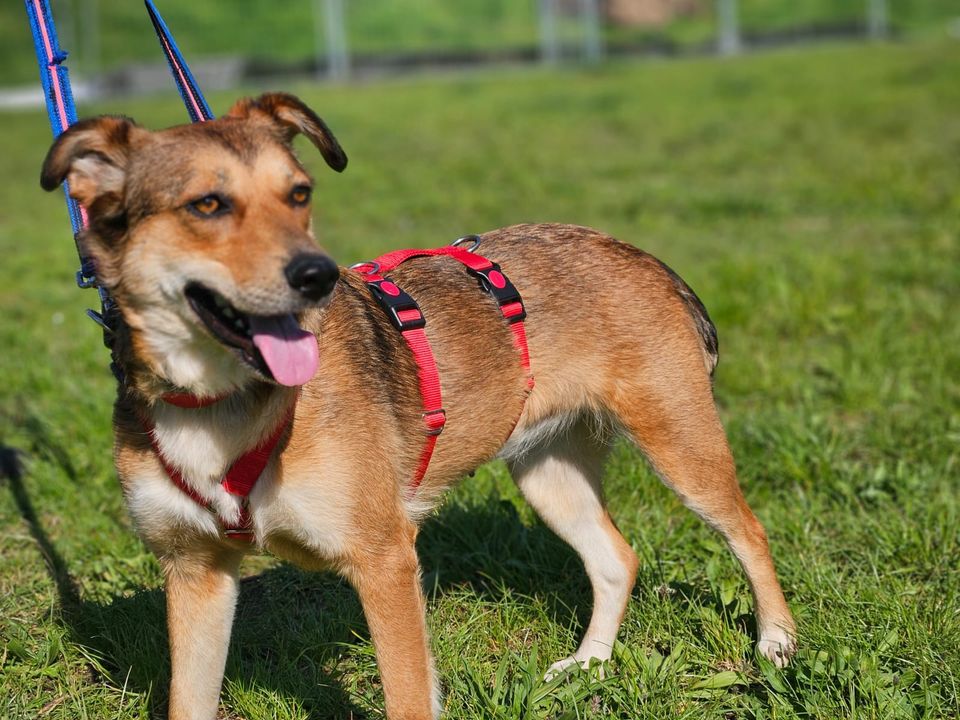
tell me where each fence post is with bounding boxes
[867,0,888,39]
[315,0,349,81]
[539,0,560,64]
[81,0,101,78]
[579,0,604,63]
[717,0,741,56]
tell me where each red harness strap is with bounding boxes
[144,240,532,533]
[160,392,225,409]
[353,242,534,495]
[142,394,295,541]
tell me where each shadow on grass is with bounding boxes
[3,440,743,717]
[418,497,593,623]
[1,444,81,611]
[1,442,596,717]
[1,443,361,717]
[418,494,748,649]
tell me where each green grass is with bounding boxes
[3,0,959,84]
[2,38,960,719]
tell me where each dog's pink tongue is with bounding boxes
[248,314,319,387]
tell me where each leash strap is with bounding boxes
[24,0,116,339]
[25,0,212,378]
[353,241,534,495]
[144,0,215,123]
[25,0,83,228]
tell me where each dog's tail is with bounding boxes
[655,259,720,378]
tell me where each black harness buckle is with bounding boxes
[469,263,527,323]
[367,278,426,332]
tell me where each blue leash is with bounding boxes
[144,0,215,123]
[25,0,91,284]
[25,0,212,373]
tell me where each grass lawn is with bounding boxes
[1,37,959,719]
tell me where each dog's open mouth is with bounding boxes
[185,283,319,387]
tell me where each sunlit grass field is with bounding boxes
[1,39,959,719]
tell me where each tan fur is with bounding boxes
[42,93,795,720]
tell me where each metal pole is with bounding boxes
[539,0,560,65]
[81,0,100,78]
[717,0,741,56]
[579,0,604,64]
[321,0,349,81]
[867,0,888,40]
[311,0,325,80]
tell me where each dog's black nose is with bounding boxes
[285,253,339,301]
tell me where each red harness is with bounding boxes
[144,240,533,541]
[352,241,534,494]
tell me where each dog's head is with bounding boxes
[41,93,347,395]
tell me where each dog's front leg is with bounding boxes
[162,546,244,720]
[348,526,439,720]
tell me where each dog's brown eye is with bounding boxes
[290,185,311,206]
[189,195,226,217]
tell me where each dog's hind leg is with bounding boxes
[611,376,797,667]
[507,418,639,675]
[163,546,244,720]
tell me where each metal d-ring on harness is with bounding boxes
[450,234,482,252]
[352,236,534,496]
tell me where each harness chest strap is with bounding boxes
[140,393,295,541]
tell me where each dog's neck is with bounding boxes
[137,382,296,520]
[104,304,300,515]
[115,324,297,511]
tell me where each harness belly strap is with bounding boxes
[354,241,534,495]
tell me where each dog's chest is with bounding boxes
[151,405,267,480]
[131,400,285,526]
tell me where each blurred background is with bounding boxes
[2,0,958,105]
[2,2,959,719]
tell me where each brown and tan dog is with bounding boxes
[41,93,795,719]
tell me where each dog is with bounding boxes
[40,92,796,719]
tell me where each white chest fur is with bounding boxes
[127,392,292,537]
[123,390,354,562]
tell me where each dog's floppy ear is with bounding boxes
[40,115,140,216]
[227,93,348,173]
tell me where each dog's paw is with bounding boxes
[544,656,580,680]
[544,655,607,681]
[757,630,796,668]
